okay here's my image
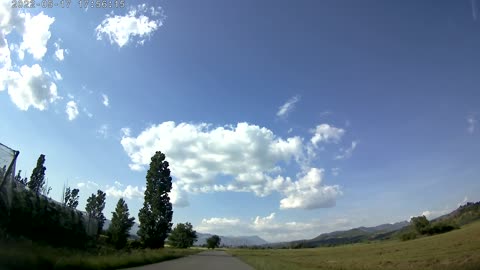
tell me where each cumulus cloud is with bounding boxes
[95,4,165,48]
[279,168,342,209]
[106,184,144,199]
[65,100,79,121]
[18,12,55,60]
[102,93,109,107]
[0,4,60,111]
[53,70,62,80]
[121,121,343,209]
[5,64,59,110]
[197,212,351,242]
[334,141,358,160]
[170,182,189,207]
[311,124,345,146]
[83,107,93,118]
[277,95,301,118]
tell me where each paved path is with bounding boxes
[122,250,254,270]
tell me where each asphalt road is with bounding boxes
[121,250,254,270]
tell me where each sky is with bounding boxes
[1,0,480,242]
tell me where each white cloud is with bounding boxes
[197,212,351,242]
[114,181,123,187]
[277,95,301,118]
[106,184,144,199]
[65,100,79,121]
[121,127,131,137]
[334,141,358,160]
[331,167,340,176]
[102,93,109,107]
[170,182,189,207]
[467,115,477,134]
[53,41,67,61]
[5,64,59,110]
[18,12,55,60]
[311,124,345,146]
[420,209,450,220]
[279,168,342,210]
[53,70,62,80]
[83,107,93,118]
[77,180,99,189]
[95,4,165,48]
[97,124,109,138]
[121,121,342,209]
[458,196,469,207]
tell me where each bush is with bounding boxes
[424,223,458,235]
[128,240,143,250]
[400,232,417,241]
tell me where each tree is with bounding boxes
[14,170,28,185]
[206,235,221,249]
[138,151,173,248]
[86,190,106,236]
[28,154,46,194]
[167,222,197,248]
[107,198,135,249]
[63,187,80,209]
[411,215,430,234]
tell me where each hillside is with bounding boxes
[268,201,480,248]
[228,220,480,270]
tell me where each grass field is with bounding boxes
[227,221,480,270]
[0,241,200,270]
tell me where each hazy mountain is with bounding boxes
[195,232,268,247]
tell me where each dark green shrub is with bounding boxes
[400,232,417,241]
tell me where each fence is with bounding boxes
[0,143,98,244]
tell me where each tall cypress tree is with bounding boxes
[108,198,135,249]
[28,154,46,194]
[138,151,173,248]
[85,190,106,236]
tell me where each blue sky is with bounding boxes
[1,0,480,242]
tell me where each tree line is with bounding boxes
[0,150,213,250]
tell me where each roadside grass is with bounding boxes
[227,221,480,270]
[0,241,200,270]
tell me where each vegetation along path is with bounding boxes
[122,250,254,270]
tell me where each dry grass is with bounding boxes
[227,221,480,270]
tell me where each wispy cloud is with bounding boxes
[467,115,477,134]
[277,95,301,118]
[97,124,109,138]
[102,94,109,107]
[472,0,478,21]
[334,141,358,160]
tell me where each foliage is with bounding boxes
[63,187,80,209]
[411,215,430,234]
[167,222,197,248]
[227,221,480,270]
[207,235,221,249]
[27,154,47,194]
[0,240,201,270]
[399,232,417,241]
[14,170,28,186]
[107,198,135,249]
[424,222,459,235]
[138,151,173,248]
[86,190,107,236]
[0,184,89,248]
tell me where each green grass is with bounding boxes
[227,221,480,270]
[0,241,200,270]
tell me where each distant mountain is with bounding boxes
[195,232,268,247]
[268,201,480,249]
[267,221,409,248]
[103,220,140,239]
